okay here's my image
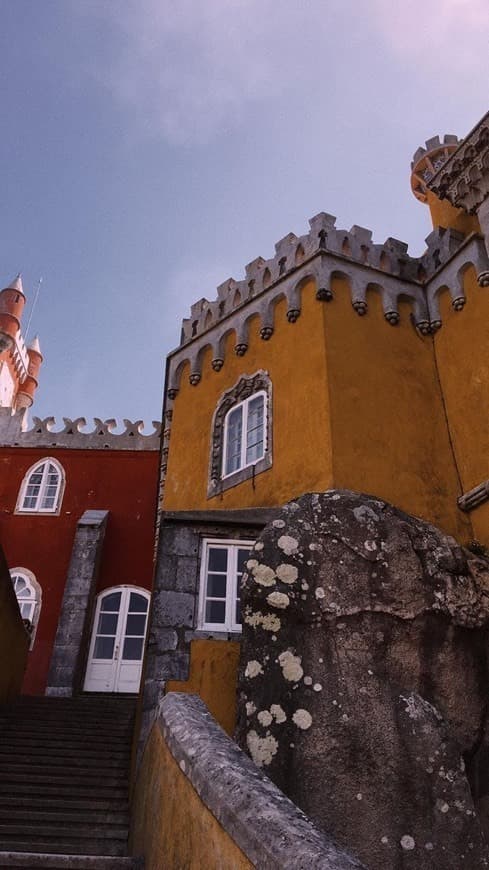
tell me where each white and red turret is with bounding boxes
[0,275,43,411]
[16,336,43,409]
[0,274,26,353]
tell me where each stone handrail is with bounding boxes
[133,692,364,869]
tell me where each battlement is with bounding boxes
[179,212,470,348]
[0,407,161,450]
[163,226,488,405]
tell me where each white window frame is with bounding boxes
[198,539,255,632]
[10,567,42,649]
[222,390,267,479]
[16,457,65,515]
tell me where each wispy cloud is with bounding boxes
[75,0,489,146]
[370,0,489,75]
[77,0,311,145]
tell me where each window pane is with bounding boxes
[125,614,147,635]
[205,600,226,624]
[101,592,121,612]
[208,548,228,572]
[225,406,243,475]
[237,548,252,573]
[235,599,241,626]
[206,573,227,598]
[97,612,118,635]
[129,592,149,613]
[122,637,144,660]
[20,602,35,620]
[94,636,115,659]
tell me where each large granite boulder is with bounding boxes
[235,490,489,869]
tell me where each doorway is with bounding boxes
[84,586,150,693]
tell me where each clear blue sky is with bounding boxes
[1,0,487,426]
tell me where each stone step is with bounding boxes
[0,738,130,757]
[0,809,129,827]
[0,781,129,800]
[0,713,135,727]
[0,766,129,786]
[0,753,129,770]
[0,692,138,712]
[0,728,134,744]
[0,839,127,858]
[0,854,143,870]
[0,825,128,841]
[0,796,129,813]
[0,713,134,726]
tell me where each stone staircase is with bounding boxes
[0,695,143,870]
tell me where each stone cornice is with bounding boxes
[428,112,489,213]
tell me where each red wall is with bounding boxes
[0,448,159,695]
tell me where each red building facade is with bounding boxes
[0,272,161,697]
[0,438,159,694]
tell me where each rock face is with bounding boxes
[235,490,489,869]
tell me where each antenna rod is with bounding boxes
[24,277,43,342]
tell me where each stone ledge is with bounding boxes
[157,692,364,870]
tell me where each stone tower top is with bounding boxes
[411,135,460,203]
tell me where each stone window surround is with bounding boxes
[15,456,66,516]
[207,371,273,499]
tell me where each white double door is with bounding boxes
[84,586,150,694]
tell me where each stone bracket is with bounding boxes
[458,480,489,512]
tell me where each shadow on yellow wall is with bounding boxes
[167,638,240,735]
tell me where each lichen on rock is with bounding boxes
[236,489,489,870]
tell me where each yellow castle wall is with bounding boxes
[131,723,252,870]
[433,267,489,547]
[324,277,471,542]
[426,191,480,239]
[164,274,471,543]
[163,280,334,511]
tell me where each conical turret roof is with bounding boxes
[5,273,24,295]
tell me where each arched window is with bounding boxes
[10,568,42,648]
[16,458,65,514]
[208,371,272,497]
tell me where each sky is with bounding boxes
[1,0,488,426]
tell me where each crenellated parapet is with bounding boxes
[0,407,161,450]
[165,214,489,400]
[178,212,480,354]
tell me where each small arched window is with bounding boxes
[208,371,272,497]
[10,568,42,648]
[16,458,65,514]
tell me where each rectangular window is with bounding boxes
[199,539,254,632]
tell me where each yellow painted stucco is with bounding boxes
[433,267,489,546]
[166,638,240,735]
[323,277,471,542]
[131,722,252,870]
[164,274,473,543]
[426,191,480,238]
[164,285,333,511]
